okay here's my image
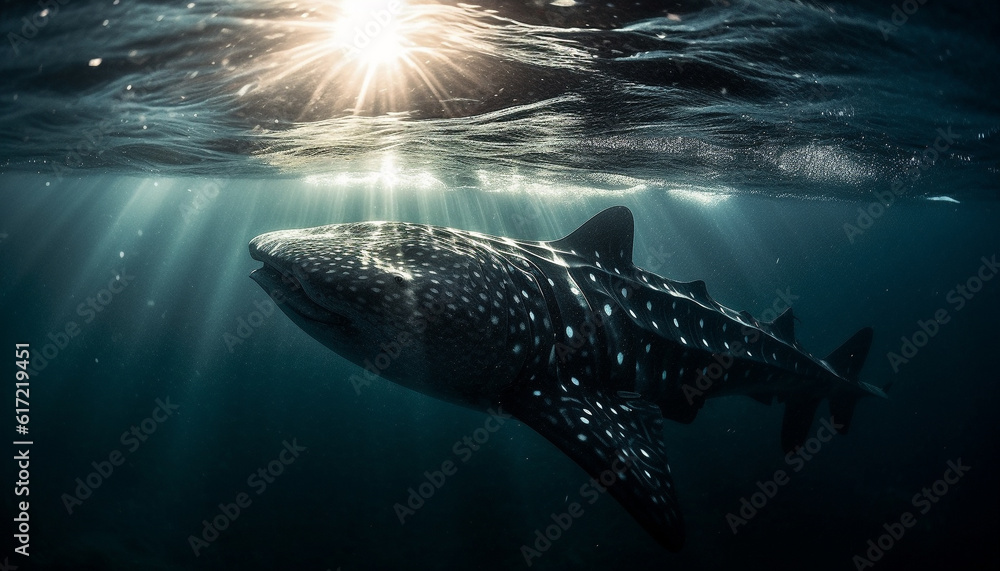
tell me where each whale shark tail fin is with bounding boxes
[502,383,684,551]
[780,327,884,452]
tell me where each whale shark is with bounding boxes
[248,206,886,551]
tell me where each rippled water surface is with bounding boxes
[2,0,998,196]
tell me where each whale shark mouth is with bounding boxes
[249,262,351,327]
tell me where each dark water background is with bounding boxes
[1,0,999,569]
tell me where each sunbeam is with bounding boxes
[231,0,513,121]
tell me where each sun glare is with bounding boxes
[328,0,409,66]
[238,0,484,120]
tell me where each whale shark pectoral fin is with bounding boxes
[501,384,684,551]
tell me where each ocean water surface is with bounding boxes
[1,0,998,569]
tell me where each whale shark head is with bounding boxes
[249,221,525,403]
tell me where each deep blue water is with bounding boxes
[1,1,998,570]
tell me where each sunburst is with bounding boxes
[236,0,496,120]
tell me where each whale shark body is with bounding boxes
[249,206,886,550]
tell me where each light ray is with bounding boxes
[231,1,501,121]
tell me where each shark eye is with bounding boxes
[393,274,405,285]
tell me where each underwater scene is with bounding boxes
[1,0,998,569]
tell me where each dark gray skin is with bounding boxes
[250,221,529,407]
[249,206,885,551]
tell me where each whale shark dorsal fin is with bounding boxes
[551,206,634,266]
[769,307,796,343]
[680,279,711,304]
